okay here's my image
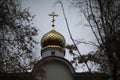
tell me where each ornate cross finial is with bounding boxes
[49,12,58,27]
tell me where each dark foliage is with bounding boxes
[0,0,38,72]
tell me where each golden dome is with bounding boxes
[41,29,65,50]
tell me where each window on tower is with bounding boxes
[51,51,55,56]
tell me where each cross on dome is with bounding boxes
[49,12,58,28]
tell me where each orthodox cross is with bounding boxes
[49,12,58,27]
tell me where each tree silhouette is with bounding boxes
[72,0,120,80]
[0,0,38,72]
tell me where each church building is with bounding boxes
[0,12,109,80]
[33,12,75,80]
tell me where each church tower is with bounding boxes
[32,12,75,80]
[41,12,65,58]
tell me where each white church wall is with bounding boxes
[36,61,73,80]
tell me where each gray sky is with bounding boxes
[22,0,97,72]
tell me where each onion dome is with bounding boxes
[41,12,65,52]
[41,28,65,50]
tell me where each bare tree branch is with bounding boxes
[58,1,91,72]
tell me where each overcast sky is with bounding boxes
[22,0,97,72]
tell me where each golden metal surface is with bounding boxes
[49,12,58,26]
[41,29,65,49]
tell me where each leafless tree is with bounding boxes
[0,0,38,72]
[72,0,120,80]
